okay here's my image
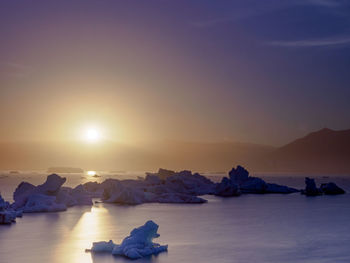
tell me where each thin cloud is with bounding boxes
[191,0,348,28]
[268,36,350,48]
[307,0,345,7]
[190,1,295,28]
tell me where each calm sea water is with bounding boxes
[1,172,350,263]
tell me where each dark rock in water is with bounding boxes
[0,194,22,224]
[240,177,267,194]
[215,177,240,197]
[154,193,207,203]
[0,195,22,225]
[320,182,345,195]
[265,183,299,194]
[229,165,249,185]
[302,177,322,196]
[302,177,346,196]
[215,165,298,196]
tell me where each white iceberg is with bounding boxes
[22,194,67,213]
[102,181,148,205]
[98,169,214,205]
[89,220,168,259]
[13,174,66,209]
[13,174,93,213]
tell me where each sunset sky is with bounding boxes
[1,0,350,146]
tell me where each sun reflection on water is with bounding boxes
[53,205,112,263]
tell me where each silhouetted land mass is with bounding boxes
[0,128,349,174]
[254,128,350,174]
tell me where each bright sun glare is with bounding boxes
[87,170,97,176]
[83,127,101,143]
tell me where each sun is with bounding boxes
[83,127,101,143]
[87,170,97,176]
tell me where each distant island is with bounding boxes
[47,167,84,173]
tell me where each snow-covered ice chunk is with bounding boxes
[102,181,147,205]
[13,182,36,209]
[13,174,92,213]
[144,174,162,185]
[22,194,67,213]
[36,174,66,195]
[13,174,66,209]
[89,220,168,259]
[90,240,116,253]
[100,174,211,204]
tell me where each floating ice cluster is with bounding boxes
[0,194,22,224]
[2,165,345,225]
[214,165,299,196]
[12,174,93,213]
[89,220,168,259]
[99,169,213,205]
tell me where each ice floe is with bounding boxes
[12,174,93,212]
[89,220,168,259]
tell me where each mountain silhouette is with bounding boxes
[0,128,349,174]
[254,128,350,174]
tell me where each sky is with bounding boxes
[1,0,350,146]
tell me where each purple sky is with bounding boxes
[1,0,350,146]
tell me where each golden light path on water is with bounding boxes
[53,205,113,263]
